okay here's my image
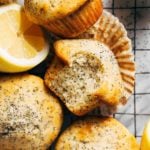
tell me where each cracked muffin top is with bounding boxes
[0,74,63,150]
[25,0,88,22]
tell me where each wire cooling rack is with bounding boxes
[103,0,150,144]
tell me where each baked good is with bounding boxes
[78,10,135,101]
[0,74,63,149]
[24,0,103,38]
[55,117,139,150]
[45,39,124,116]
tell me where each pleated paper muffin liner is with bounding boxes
[44,0,103,38]
[78,10,135,106]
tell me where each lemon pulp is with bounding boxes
[0,4,49,73]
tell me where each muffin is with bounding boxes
[45,39,124,116]
[0,74,63,149]
[55,117,139,150]
[78,10,135,102]
[24,0,103,38]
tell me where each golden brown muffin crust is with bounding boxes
[25,0,103,38]
[24,0,88,22]
[0,74,63,150]
[55,117,139,150]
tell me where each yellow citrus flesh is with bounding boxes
[0,4,49,73]
[141,120,150,150]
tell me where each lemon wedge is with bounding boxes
[141,120,150,150]
[0,4,49,73]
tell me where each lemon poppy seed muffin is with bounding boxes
[25,0,88,22]
[45,39,124,116]
[0,74,63,150]
[55,117,139,150]
[24,0,103,38]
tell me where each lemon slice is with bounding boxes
[141,120,150,150]
[0,4,49,73]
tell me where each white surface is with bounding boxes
[104,0,150,143]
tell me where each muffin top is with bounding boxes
[45,39,125,116]
[55,117,139,150]
[0,74,63,149]
[24,0,88,22]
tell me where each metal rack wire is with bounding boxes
[111,0,138,138]
[110,0,150,143]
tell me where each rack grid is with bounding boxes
[107,0,150,143]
